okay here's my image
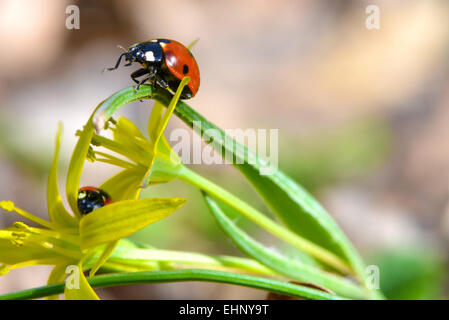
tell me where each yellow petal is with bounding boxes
[79,198,186,250]
[0,233,49,265]
[152,77,190,149]
[142,78,190,187]
[46,262,73,300]
[148,101,165,141]
[66,120,95,218]
[88,240,119,278]
[47,123,78,228]
[64,262,99,300]
[66,98,108,218]
[113,117,152,151]
[100,166,147,201]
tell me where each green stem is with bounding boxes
[176,166,353,275]
[0,269,345,300]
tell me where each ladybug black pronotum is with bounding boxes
[77,186,112,215]
[104,38,200,99]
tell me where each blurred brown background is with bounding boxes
[0,0,448,299]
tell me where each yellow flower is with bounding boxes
[0,80,192,299]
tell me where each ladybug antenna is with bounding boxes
[117,45,128,52]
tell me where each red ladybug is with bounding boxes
[105,39,200,99]
[77,186,112,215]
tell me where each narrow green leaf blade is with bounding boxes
[239,164,350,260]
[202,193,365,299]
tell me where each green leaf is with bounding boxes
[238,164,361,269]
[79,198,186,250]
[371,248,446,300]
[47,123,78,228]
[202,193,365,299]
[178,167,352,274]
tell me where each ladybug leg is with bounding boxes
[135,73,157,93]
[155,74,169,89]
[131,67,158,93]
[130,68,150,84]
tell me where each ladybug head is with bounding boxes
[126,45,146,64]
[105,41,163,73]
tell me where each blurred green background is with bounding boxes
[0,0,448,299]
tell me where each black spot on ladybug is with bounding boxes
[183,64,189,74]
